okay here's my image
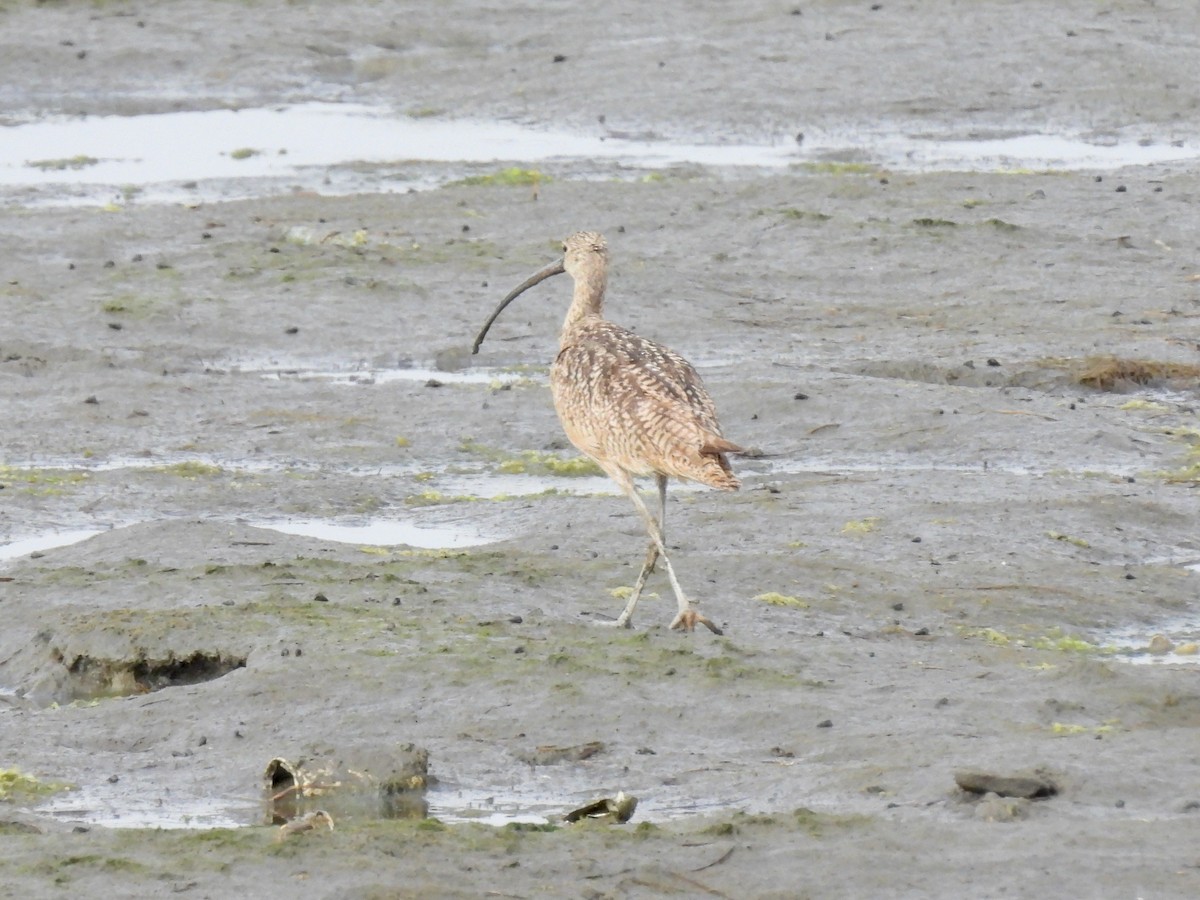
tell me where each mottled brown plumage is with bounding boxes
[473,231,741,633]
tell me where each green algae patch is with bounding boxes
[1119,399,1170,412]
[151,461,224,478]
[983,217,1020,231]
[26,155,100,171]
[404,489,473,507]
[1031,633,1104,654]
[0,466,89,495]
[448,167,546,188]
[1163,458,1200,485]
[1158,433,1200,484]
[1046,530,1090,549]
[797,161,878,175]
[754,592,808,609]
[0,768,71,802]
[961,626,1112,657]
[841,517,881,535]
[703,808,868,838]
[525,452,602,477]
[458,440,603,477]
[911,217,958,228]
[791,807,871,836]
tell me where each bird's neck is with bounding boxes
[561,270,607,338]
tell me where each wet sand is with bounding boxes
[2,1,1200,897]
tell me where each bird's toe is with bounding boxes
[670,608,723,635]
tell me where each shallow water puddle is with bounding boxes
[38,786,259,830]
[255,516,497,549]
[0,528,108,563]
[423,780,736,827]
[1100,613,1200,666]
[0,513,497,564]
[3,102,1196,207]
[849,130,1197,171]
[35,782,731,831]
[427,786,555,827]
[251,362,533,387]
[756,456,1148,480]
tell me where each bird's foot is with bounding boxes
[588,613,634,629]
[670,607,723,635]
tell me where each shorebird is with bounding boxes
[473,232,741,633]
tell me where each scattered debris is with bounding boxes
[520,741,605,765]
[564,791,638,824]
[264,745,429,824]
[275,809,335,842]
[1074,356,1200,391]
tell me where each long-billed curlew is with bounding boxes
[472,231,742,634]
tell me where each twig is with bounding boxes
[693,846,735,872]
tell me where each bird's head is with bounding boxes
[561,231,608,279]
[472,231,609,354]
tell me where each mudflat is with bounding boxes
[2,2,1199,898]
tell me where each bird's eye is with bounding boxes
[561,243,568,253]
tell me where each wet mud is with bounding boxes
[2,1,1200,897]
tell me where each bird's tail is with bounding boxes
[699,434,743,491]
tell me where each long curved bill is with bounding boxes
[471,257,566,354]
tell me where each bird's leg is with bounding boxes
[608,470,721,635]
[611,542,658,628]
[610,475,667,628]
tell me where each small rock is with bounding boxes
[955,769,1058,799]
[1147,634,1174,655]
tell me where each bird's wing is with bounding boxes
[554,321,732,456]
